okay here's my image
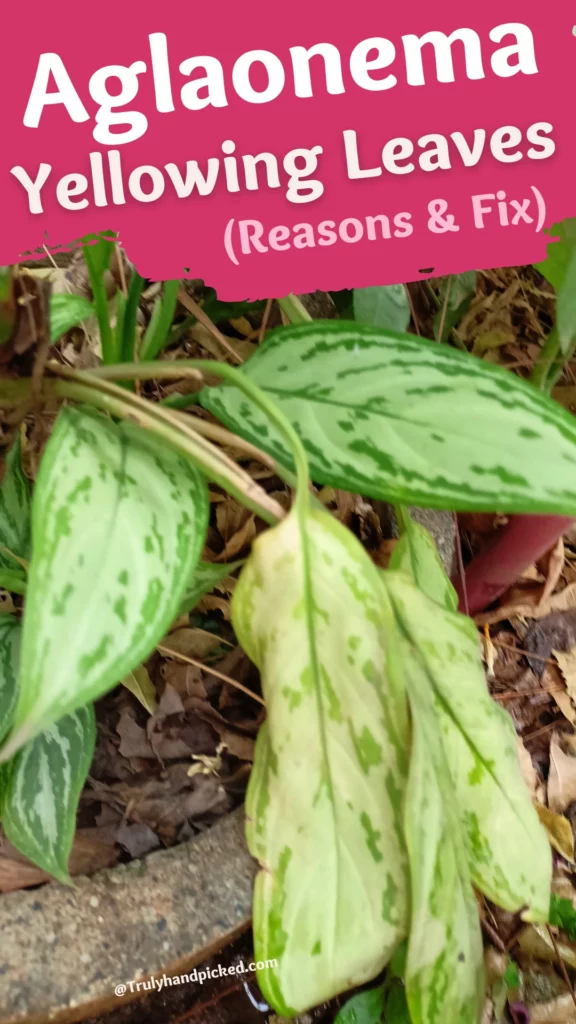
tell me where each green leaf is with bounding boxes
[0,436,31,571]
[402,650,483,1024]
[179,559,244,615]
[549,894,576,939]
[389,508,457,611]
[384,985,411,1024]
[334,985,386,1024]
[232,505,409,1016]
[0,266,15,345]
[0,616,21,744]
[0,705,95,882]
[433,272,476,344]
[503,960,521,989]
[120,271,145,362]
[49,293,94,343]
[201,321,576,515]
[0,405,209,759]
[354,285,410,333]
[82,234,116,364]
[384,572,551,921]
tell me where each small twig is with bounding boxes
[480,915,507,953]
[436,276,452,343]
[157,644,265,705]
[173,982,243,1022]
[116,244,128,297]
[177,288,243,364]
[489,638,560,665]
[404,284,421,336]
[546,923,576,1014]
[258,298,273,343]
[453,512,469,616]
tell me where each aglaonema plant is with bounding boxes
[0,254,573,1023]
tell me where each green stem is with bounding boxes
[69,360,311,512]
[140,280,180,361]
[531,327,560,393]
[0,571,27,595]
[121,271,145,361]
[277,294,312,324]
[83,243,116,365]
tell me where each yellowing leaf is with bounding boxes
[535,803,575,863]
[232,505,409,1016]
[403,654,484,1024]
[384,573,551,921]
[122,664,157,715]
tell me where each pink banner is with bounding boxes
[0,1,572,296]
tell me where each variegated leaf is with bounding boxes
[389,508,458,611]
[0,406,209,759]
[0,616,21,744]
[0,705,95,882]
[232,505,409,1016]
[403,651,483,1024]
[0,436,31,572]
[384,572,551,921]
[202,322,576,514]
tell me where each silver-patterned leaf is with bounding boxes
[0,406,209,759]
[0,705,95,882]
[201,322,576,514]
[232,505,409,1016]
[0,616,21,744]
[385,572,551,921]
[354,285,410,332]
[0,436,31,571]
[389,509,458,611]
[403,651,483,1024]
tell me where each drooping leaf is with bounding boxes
[403,650,483,1024]
[49,293,94,343]
[179,559,244,616]
[0,406,209,759]
[0,616,21,744]
[0,704,95,883]
[201,322,576,515]
[0,436,31,572]
[433,271,476,344]
[232,505,409,1016]
[334,984,386,1024]
[384,572,551,921]
[389,508,457,611]
[354,285,410,333]
[122,664,157,714]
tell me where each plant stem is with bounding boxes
[0,571,27,595]
[68,360,311,510]
[531,327,560,392]
[50,373,285,525]
[277,295,312,324]
[140,280,180,361]
[82,243,116,365]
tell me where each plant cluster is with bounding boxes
[0,230,575,1024]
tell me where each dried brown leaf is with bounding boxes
[548,732,576,814]
[535,802,575,862]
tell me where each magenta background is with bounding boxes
[0,1,573,298]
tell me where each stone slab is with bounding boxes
[0,809,256,1024]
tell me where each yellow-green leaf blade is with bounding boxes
[386,572,551,921]
[233,506,409,1015]
[404,655,483,1024]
